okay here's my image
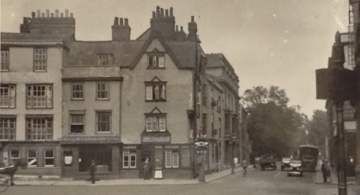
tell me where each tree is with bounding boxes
[307,110,330,157]
[241,86,306,158]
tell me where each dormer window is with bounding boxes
[147,55,165,68]
[97,53,113,65]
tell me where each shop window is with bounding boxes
[10,150,20,164]
[165,150,179,168]
[44,150,54,167]
[27,150,37,167]
[123,150,136,168]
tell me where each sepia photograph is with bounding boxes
[0,0,359,194]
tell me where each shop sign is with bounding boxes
[142,136,170,143]
[62,136,120,143]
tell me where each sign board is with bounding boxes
[142,136,170,143]
[62,136,121,143]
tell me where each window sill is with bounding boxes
[145,99,167,102]
[26,107,53,109]
[71,98,84,101]
[147,67,165,70]
[0,70,9,72]
[96,98,110,101]
[0,106,16,109]
[33,70,47,73]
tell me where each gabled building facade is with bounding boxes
[0,6,245,179]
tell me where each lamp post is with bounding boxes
[305,130,309,145]
[316,32,358,195]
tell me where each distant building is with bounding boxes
[0,6,246,179]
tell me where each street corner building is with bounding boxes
[0,6,250,180]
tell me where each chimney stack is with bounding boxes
[188,15,198,42]
[150,6,175,39]
[112,16,131,41]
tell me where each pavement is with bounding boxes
[8,166,245,186]
[314,168,356,185]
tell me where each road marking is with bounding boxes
[273,171,281,178]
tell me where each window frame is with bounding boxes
[26,84,53,109]
[44,150,55,167]
[1,50,10,71]
[96,111,111,133]
[33,48,47,72]
[0,84,16,108]
[144,82,167,102]
[71,83,84,100]
[25,115,53,141]
[0,116,16,141]
[97,53,113,66]
[145,114,167,132]
[122,150,137,169]
[164,150,179,168]
[9,150,20,163]
[147,54,165,69]
[96,82,110,100]
[70,112,85,134]
[27,150,38,167]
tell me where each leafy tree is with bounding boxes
[241,86,307,158]
[307,110,330,157]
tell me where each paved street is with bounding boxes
[3,166,356,195]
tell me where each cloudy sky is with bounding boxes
[1,0,348,118]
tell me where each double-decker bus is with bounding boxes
[299,145,319,172]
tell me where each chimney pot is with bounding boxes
[60,13,64,17]
[152,11,155,18]
[31,12,36,18]
[37,10,40,17]
[46,10,49,17]
[23,17,27,23]
[181,26,183,31]
[176,25,178,31]
[55,9,59,17]
[70,13,73,18]
[125,18,129,26]
[191,16,194,22]
[51,13,54,17]
[120,18,124,25]
[170,7,173,16]
[114,17,119,25]
[165,9,169,17]
[161,8,164,16]
[156,6,160,16]
[42,13,45,17]
[65,9,69,17]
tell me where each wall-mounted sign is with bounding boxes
[62,136,121,143]
[142,136,170,143]
[64,156,73,165]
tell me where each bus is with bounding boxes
[299,145,319,172]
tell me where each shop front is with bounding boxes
[61,136,121,179]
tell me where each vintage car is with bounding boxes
[287,159,303,177]
[253,157,261,168]
[259,154,277,171]
[281,157,291,171]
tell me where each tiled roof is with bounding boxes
[1,32,64,43]
[206,53,226,68]
[67,41,145,67]
[166,41,197,69]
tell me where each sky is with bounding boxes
[1,0,349,118]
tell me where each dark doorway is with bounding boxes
[139,146,154,178]
[79,145,112,173]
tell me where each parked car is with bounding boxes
[281,157,291,171]
[287,159,303,177]
[259,154,277,171]
[253,157,261,168]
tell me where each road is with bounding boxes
[0,167,333,195]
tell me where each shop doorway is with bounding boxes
[79,145,112,173]
[138,147,154,178]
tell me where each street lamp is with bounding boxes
[316,32,358,195]
[305,130,309,145]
